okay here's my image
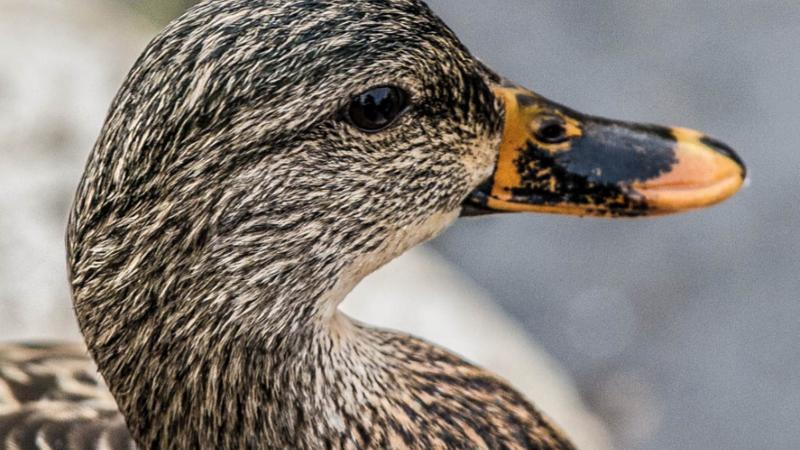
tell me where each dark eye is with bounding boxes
[535,117,569,144]
[347,86,409,132]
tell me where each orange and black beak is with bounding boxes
[464,81,746,217]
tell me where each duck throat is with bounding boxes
[72,260,382,447]
[106,316,395,448]
[69,202,461,447]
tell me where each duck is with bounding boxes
[0,0,746,448]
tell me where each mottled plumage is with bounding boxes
[0,0,747,447]
[0,344,132,449]
[1,0,576,448]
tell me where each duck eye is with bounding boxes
[347,86,409,133]
[535,117,569,144]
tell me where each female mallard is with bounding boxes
[0,0,745,448]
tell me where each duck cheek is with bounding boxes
[465,134,505,189]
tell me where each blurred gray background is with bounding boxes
[1,1,798,449]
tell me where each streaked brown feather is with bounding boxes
[3,0,579,448]
[0,344,134,450]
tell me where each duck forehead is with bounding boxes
[94,0,501,193]
[183,0,473,73]
[169,0,482,117]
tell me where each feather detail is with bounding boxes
[0,344,134,450]
[7,0,578,448]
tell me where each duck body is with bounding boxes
[0,337,569,449]
[0,0,745,448]
[0,344,132,449]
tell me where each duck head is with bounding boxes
[67,1,745,445]
[69,0,747,362]
[68,0,749,361]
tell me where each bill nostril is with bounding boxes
[534,117,569,144]
[700,135,747,178]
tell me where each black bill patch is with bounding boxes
[509,119,677,216]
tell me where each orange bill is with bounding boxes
[463,81,746,217]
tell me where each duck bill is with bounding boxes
[464,82,746,217]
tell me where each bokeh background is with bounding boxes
[1,1,798,449]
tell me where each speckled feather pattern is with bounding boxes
[3,0,575,448]
[0,344,133,450]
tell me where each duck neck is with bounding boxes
[72,208,460,448]
[85,264,382,447]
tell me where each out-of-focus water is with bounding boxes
[1,1,798,449]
